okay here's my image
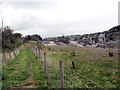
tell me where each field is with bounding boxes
[2,45,119,88]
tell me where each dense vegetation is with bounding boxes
[2,26,23,53]
[2,26,42,53]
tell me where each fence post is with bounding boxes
[14,51,16,58]
[44,52,47,73]
[33,47,35,54]
[72,61,75,69]
[118,35,120,55]
[35,48,37,56]
[9,52,11,59]
[60,61,64,88]
[3,52,6,65]
[38,48,40,61]
[12,52,14,59]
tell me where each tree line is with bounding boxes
[1,26,42,64]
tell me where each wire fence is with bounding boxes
[28,43,113,88]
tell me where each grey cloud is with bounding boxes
[13,15,116,38]
[12,16,42,31]
[14,16,114,37]
[1,0,118,38]
[4,1,57,9]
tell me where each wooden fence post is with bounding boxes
[33,47,36,55]
[72,61,75,69]
[118,35,120,55]
[36,48,37,56]
[44,52,47,73]
[38,48,40,61]
[9,52,11,59]
[14,51,16,58]
[3,52,6,65]
[60,61,64,88]
[48,47,50,51]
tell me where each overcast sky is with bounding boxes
[0,0,119,38]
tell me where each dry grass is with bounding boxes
[45,45,118,62]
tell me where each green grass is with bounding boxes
[32,61,48,87]
[45,46,119,88]
[2,46,46,88]
[2,45,119,88]
[2,47,31,88]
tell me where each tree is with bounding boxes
[31,34,42,41]
[13,33,22,39]
[2,26,15,52]
[2,26,23,64]
[23,34,42,42]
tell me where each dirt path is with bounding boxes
[15,63,37,88]
[21,63,37,88]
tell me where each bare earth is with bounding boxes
[14,63,37,88]
[22,63,37,88]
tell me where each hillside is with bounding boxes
[44,25,120,41]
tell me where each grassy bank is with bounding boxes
[2,46,30,88]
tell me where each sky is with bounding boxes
[0,0,119,38]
